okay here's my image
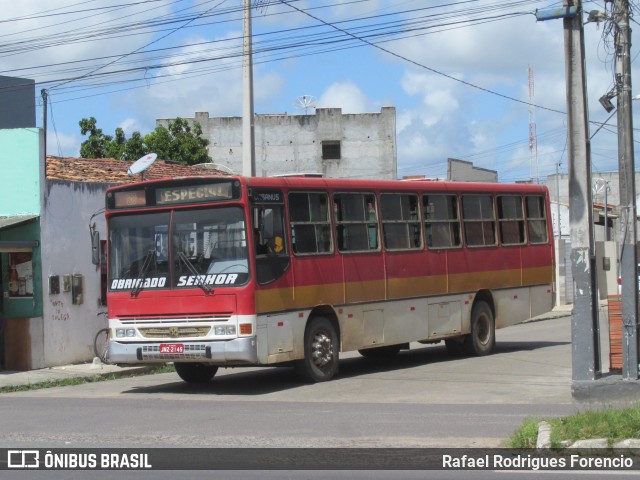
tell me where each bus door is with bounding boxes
[251,190,293,313]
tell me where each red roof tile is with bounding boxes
[46,157,225,184]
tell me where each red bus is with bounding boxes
[104,175,554,383]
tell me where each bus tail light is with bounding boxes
[240,323,252,335]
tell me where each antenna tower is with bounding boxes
[528,66,539,183]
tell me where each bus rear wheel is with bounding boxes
[174,363,218,383]
[463,301,495,356]
[296,317,339,383]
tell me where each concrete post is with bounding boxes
[614,0,639,380]
[242,0,256,177]
[564,0,601,381]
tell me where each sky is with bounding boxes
[1,0,638,183]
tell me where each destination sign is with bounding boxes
[156,182,235,205]
[253,190,282,203]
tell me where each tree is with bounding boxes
[79,117,112,159]
[79,117,211,165]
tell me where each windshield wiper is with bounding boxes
[131,250,156,297]
[177,252,213,294]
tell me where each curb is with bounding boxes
[0,362,160,390]
[536,421,640,450]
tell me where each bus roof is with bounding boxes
[106,175,549,195]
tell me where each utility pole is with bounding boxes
[563,0,601,381]
[613,0,639,380]
[41,89,48,177]
[242,0,256,177]
[556,162,561,236]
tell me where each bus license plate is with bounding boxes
[159,343,184,354]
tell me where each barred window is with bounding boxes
[289,192,332,255]
[381,193,422,250]
[322,141,341,160]
[424,194,461,249]
[462,195,496,247]
[497,195,525,245]
[334,193,379,252]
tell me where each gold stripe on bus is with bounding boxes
[522,265,554,285]
[255,266,553,314]
[386,275,447,298]
[448,269,523,292]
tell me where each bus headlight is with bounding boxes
[116,328,136,338]
[214,326,236,336]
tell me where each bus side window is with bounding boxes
[462,194,496,247]
[497,195,525,245]
[334,193,379,252]
[424,194,461,249]
[289,192,333,255]
[381,193,421,250]
[525,195,549,244]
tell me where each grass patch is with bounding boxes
[508,418,540,448]
[0,364,174,394]
[508,406,640,448]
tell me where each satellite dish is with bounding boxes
[294,95,317,114]
[128,153,157,178]
[592,178,606,197]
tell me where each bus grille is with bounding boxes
[118,313,232,325]
[141,344,207,360]
[138,326,211,338]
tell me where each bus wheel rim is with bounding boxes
[311,332,333,368]
[477,314,490,345]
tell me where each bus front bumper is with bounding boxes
[108,337,258,365]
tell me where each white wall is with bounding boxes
[158,107,397,180]
[40,180,108,366]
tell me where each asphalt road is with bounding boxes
[2,316,582,448]
[3,314,637,479]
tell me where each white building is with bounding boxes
[157,107,397,179]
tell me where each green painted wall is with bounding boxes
[0,128,41,215]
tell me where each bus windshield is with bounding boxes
[109,206,250,292]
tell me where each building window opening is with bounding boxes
[322,141,341,160]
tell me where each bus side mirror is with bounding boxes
[91,231,100,265]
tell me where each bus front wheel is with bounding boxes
[296,317,339,383]
[463,301,495,356]
[174,363,218,383]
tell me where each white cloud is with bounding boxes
[47,130,80,158]
[118,118,142,135]
[5,0,640,180]
[318,81,371,113]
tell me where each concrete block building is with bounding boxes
[157,107,397,179]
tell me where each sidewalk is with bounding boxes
[0,302,579,390]
[0,360,155,389]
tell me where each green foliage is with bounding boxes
[508,406,640,448]
[79,117,211,165]
[549,407,640,447]
[79,117,113,159]
[507,418,540,448]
